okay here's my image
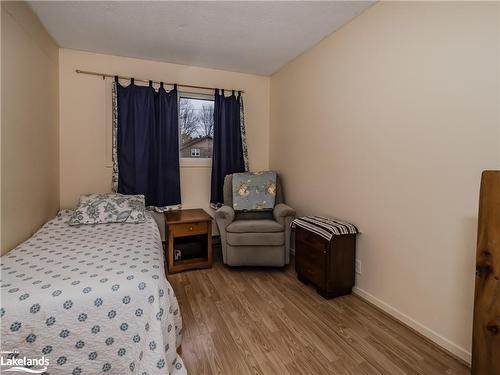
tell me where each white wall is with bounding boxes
[1,1,59,254]
[270,1,499,363]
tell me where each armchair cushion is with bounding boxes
[226,219,283,233]
[227,232,284,247]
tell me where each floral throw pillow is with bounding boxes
[69,193,146,225]
[232,171,277,211]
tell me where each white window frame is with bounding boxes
[190,148,201,157]
[178,92,214,168]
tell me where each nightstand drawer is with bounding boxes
[172,221,208,237]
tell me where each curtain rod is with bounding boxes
[75,69,245,93]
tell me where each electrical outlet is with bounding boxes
[355,259,362,274]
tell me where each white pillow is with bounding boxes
[68,193,146,225]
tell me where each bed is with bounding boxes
[0,209,185,375]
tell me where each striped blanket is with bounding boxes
[291,216,359,241]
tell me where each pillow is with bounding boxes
[69,193,146,225]
[232,171,277,211]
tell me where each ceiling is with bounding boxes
[29,1,373,76]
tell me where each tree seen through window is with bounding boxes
[179,97,214,158]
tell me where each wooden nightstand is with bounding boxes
[164,209,213,274]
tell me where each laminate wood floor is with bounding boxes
[168,253,469,375]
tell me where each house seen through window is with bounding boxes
[179,96,214,158]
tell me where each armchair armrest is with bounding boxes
[214,205,235,265]
[214,205,235,226]
[273,203,296,223]
[273,203,296,265]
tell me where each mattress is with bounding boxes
[0,210,185,375]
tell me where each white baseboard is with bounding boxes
[353,286,471,365]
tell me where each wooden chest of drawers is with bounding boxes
[295,226,357,299]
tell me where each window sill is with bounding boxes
[180,158,212,169]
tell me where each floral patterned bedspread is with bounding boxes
[0,210,185,375]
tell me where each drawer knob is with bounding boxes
[189,226,193,231]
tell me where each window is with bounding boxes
[179,95,214,159]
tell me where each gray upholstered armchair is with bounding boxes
[214,174,296,267]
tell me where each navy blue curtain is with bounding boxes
[116,78,181,208]
[210,89,246,207]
